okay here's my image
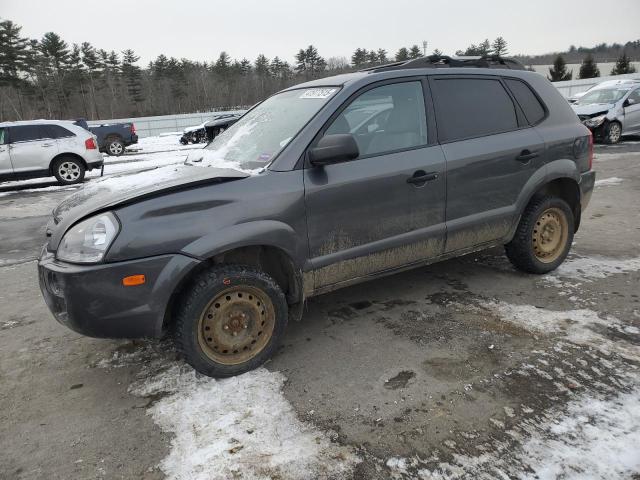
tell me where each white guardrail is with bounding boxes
[89,73,640,138]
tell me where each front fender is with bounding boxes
[181,220,303,266]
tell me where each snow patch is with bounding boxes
[594,176,623,187]
[551,255,640,281]
[128,365,358,480]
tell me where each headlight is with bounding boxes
[584,114,606,128]
[57,212,120,264]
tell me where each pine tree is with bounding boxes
[351,48,367,68]
[295,45,325,77]
[39,32,70,72]
[578,54,600,79]
[432,48,443,56]
[492,37,508,56]
[478,39,492,56]
[377,49,388,64]
[548,55,572,81]
[366,50,378,65]
[239,58,252,75]
[121,49,144,112]
[0,19,30,86]
[254,54,270,76]
[213,52,231,76]
[408,45,422,59]
[611,51,637,75]
[395,47,409,61]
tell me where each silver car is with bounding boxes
[572,79,640,144]
[0,120,104,185]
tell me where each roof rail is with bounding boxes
[361,55,527,73]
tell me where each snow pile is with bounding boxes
[551,255,640,281]
[594,176,623,187]
[127,365,358,480]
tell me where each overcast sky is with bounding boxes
[3,0,639,65]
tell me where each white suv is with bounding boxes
[0,120,104,185]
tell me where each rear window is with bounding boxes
[505,79,546,125]
[432,77,518,142]
[9,125,52,143]
[46,124,76,139]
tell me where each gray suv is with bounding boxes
[38,56,595,377]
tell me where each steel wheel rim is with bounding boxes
[109,142,123,154]
[532,207,568,263]
[197,285,276,365]
[609,123,621,143]
[58,161,80,181]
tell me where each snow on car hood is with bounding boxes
[48,162,255,249]
[572,103,614,116]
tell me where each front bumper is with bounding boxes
[38,249,199,339]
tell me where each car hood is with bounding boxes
[48,164,250,250]
[572,103,613,116]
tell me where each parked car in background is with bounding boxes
[0,120,103,184]
[179,113,242,145]
[73,118,138,156]
[39,56,595,378]
[571,79,640,143]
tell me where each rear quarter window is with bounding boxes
[431,77,518,142]
[505,79,546,125]
[46,124,76,139]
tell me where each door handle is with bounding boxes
[407,171,439,185]
[41,143,54,148]
[516,150,539,162]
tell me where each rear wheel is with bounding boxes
[106,138,125,156]
[604,121,622,144]
[505,195,574,274]
[53,157,85,185]
[174,264,288,377]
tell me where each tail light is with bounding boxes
[85,137,97,150]
[587,131,593,170]
[130,123,136,135]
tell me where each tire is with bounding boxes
[52,156,85,185]
[604,121,622,144]
[106,138,125,156]
[174,264,288,377]
[505,195,574,274]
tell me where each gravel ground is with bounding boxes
[1,138,639,480]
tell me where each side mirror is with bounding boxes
[624,98,636,107]
[308,134,359,166]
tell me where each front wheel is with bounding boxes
[505,195,574,274]
[174,265,288,377]
[604,121,622,144]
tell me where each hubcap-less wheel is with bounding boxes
[608,123,621,143]
[197,286,276,365]
[109,141,124,155]
[532,207,569,263]
[58,161,81,182]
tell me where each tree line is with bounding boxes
[547,51,637,82]
[1,17,638,122]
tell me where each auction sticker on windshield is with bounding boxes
[300,88,338,99]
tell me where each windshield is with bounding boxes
[196,87,339,171]
[577,87,630,106]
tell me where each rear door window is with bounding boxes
[9,125,53,143]
[431,77,518,142]
[505,79,546,125]
[46,124,76,139]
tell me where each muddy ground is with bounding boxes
[1,140,639,479]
